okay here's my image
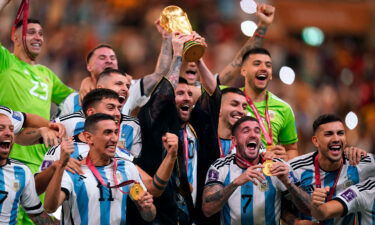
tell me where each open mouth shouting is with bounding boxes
[0,140,12,153]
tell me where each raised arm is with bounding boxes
[142,20,173,96]
[165,33,192,88]
[218,3,275,86]
[311,187,344,220]
[44,137,73,213]
[137,132,178,197]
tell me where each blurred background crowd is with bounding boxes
[1,0,374,154]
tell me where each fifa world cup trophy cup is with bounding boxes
[160,5,206,62]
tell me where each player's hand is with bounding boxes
[311,187,330,207]
[171,32,193,57]
[233,164,265,186]
[344,146,367,166]
[79,77,95,104]
[191,31,207,48]
[270,161,290,184]
[59,137,74,167]
[39,127,60,148]
[155,19,171,39]
[261,150,276,161]
[65,158,84,175]
[256,3,275,27]
[162,132,178,159]
[48,122,66,138]
[267,145,287,161]
[137,191,154,210]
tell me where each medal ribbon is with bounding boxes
[218,137,235,158]
[314,154,343,201]
[245,92,273,146]
[235,152,264,169]
[11,0,35,61]
[86,157,135,194]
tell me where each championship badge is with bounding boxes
[13,182,20,191]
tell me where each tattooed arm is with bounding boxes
[15,127,59,147]
[202,165,265,217]
[29,212,59,225]
[165,33,192,88]
[218,3,275,87]
[142,20,173,96]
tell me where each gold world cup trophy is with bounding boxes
[160,5,206,62]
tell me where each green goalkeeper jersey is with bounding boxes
[0,44,73,169]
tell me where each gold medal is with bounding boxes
[129,183,144,201]
[262,160,273,176]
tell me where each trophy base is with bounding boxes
[183,40,205,62]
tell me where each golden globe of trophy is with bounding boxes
[160,5,206,62]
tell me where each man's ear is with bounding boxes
[86,108,95,116]
[312,135,319,148]
[82,131,93,145]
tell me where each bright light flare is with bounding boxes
[240,0,257,14]
[279,66,296,85]
[241,20,257,37]
[345,111,358,130]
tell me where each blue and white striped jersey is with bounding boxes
[0,105,24,135]
[219,138,236,157]
[289,151,375,224]
[55,112,142,158]
[205,154,287,225]
[60,159,145,225]
[57,92,81,117]
[39,137,133,172]
[179,124,198,205]
[0,159,43,225]
[334,177,375,225]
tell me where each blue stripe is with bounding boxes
[0,167,5,214]
[220,139,232,157]
[265,177,276,225]
[241,178,254,225]
[120,125,134,151]
[10,166,26,225]
[372,201,375,225]
[71,142,80,159]
[98,166,111,225]
[300,170,314,220]
[68,172,89,225]
[117,161,129,224]
[74,121,85,136]
[73,94,82,113]
[347,166,359,185]
[223,172,231,225]
[187,139,196,186]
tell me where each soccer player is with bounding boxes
[0,1,74,223]
[217,88,247,157]
[0,113,57,224]
[202,116,310,225]
[55,88,141,157]
[58,46,127,116]
[289,114,375,224]
[311,177,375,224]
[44,113,156,224]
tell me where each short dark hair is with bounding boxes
[86,44,114,64]
[97,68,126,84]
[241,47,271,65]
[221,87,245,98]
[15,19,41,29]
[82,88,119,116]
[178,77,188,85]
[231,116,259,136]
[84,113,115,133]
[312,114,343,133]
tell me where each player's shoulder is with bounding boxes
[58,110,85,122]
[355,177,375,192]
[289,151,316,170]
[120,113,140,125]
[211,154,236,170]
[268,91,293,109]
[358,153,375,164]
[8,159,32,173]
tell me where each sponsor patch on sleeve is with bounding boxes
[340,188,357,202]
